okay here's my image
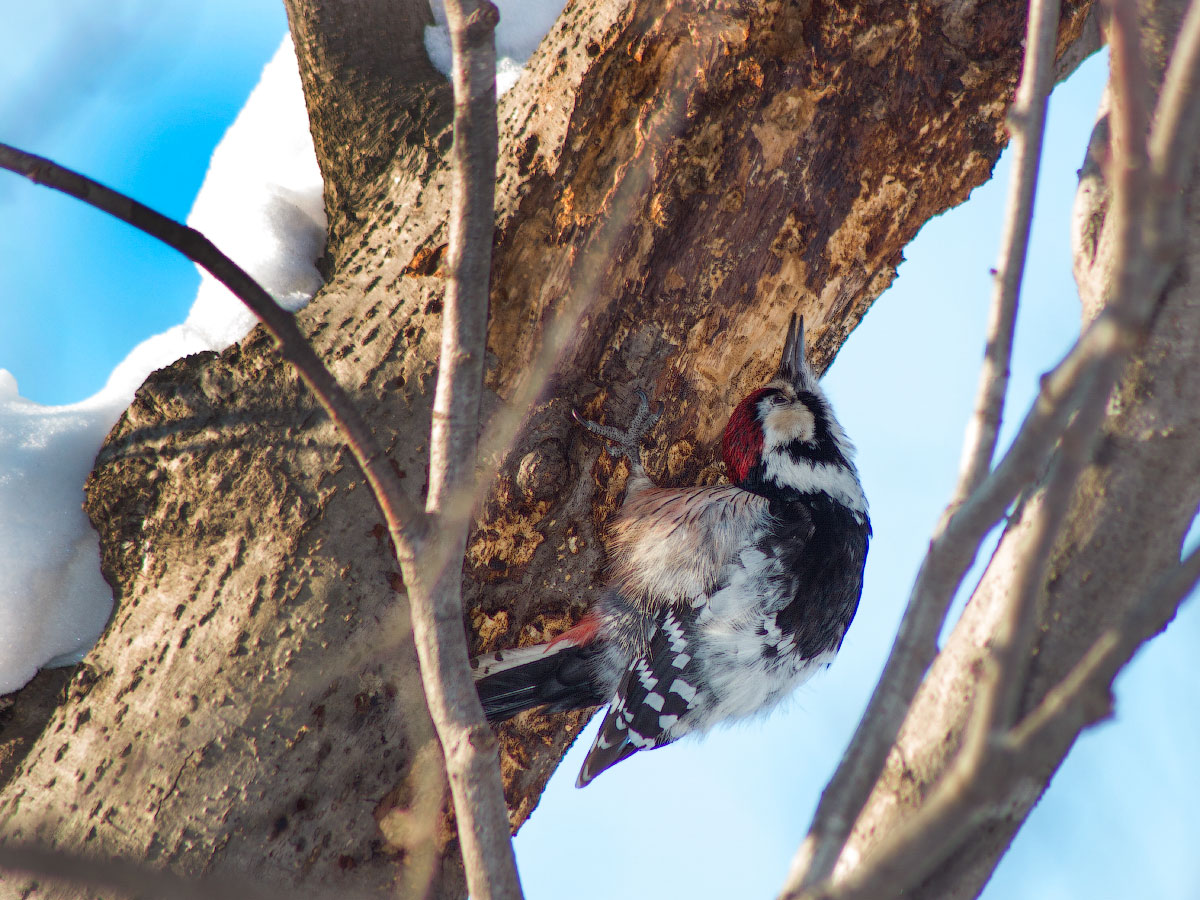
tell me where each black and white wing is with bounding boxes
[576,607,702,787]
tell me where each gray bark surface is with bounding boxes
[0,0,1099,896]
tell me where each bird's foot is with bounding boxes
[572,390,661,475]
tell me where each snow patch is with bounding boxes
[0,35,324,694]
[183,38,325,349]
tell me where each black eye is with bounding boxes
[769,394,789,406]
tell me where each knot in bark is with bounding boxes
[515,438,568,502]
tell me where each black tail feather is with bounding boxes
[475,643,607,722]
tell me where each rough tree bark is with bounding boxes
[0,0,1100,897]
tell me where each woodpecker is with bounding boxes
[472,315,870,787]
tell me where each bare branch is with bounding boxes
[983,0,1187,734]
[1107,0,1153,289]
[1011,539,1200,750]
[404,2,525,898]
[830,399,1119,898]
[784,0,1068,878]
[956,0,1061,501]
[794,469,1199,900]
[786,1,1200,895]
[1146,0,1200,269]
[986,390,1104,730]
[1153,1,1200,178]
[794,714,997,900]
[0,143,428,561]
[798,537,1200,900]
[427,3,499,518]
[0,124,518,897]
[782,276,1101,896]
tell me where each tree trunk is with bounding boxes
[837,2,1200,897]
[0,0,1099,896]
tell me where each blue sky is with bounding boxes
[0,0,286,404]
[1,6,1197,900]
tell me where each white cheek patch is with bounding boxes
[763,404,816,448]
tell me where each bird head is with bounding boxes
[721,315,866,515]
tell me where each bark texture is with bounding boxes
[283,0,450,263]
[0,0,1097,897]
[0,670,71,789]
[838,3,1200,897]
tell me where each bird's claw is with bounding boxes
[572,390,661,469]
[627,390,662,439]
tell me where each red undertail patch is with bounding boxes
[547,613,601,649]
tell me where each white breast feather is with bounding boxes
[604,464,851,740]
[689,550,837,734]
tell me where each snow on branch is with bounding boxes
[0,122,522,892]
[0,144,429,554]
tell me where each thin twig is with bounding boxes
[0,143,428,559]
[784,0,1066,884]
[955,0,1061,501]
[360,7,702,681]
[1152,0,1200,192]
[1106,0,1153,305]
[0,119,520,896]
[987,392,1104,729]
[1144,0,1200,288]
[803,538,1200,900]
[1010,539,1200,750]
[409,1,525,898]
[409,32,709,889]
[781,287,1105,896]
[428,4,499,517]
[981,0,1185,716]
[800,425,1199,900]
[828,402,1116,899]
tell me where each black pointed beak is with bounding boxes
[776,314,806,381]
